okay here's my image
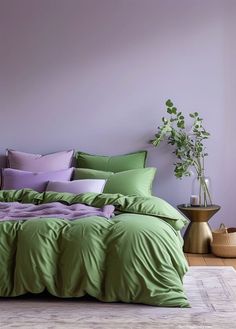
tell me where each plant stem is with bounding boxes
[193,156,212,206]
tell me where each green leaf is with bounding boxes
[167,107,172,114]
[172,107,177,114]
[166,99,173,107]
[194,112,199,116]
[177,122,182,128]
[177,120,185,129]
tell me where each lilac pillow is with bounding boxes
[7,149,74,171]
[2,168,73,192]
[46,179,106,194]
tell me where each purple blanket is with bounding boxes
[0,202,115,221]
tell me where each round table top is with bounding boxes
[177,204,221,222]
[177,204,221,211]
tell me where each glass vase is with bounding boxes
[191,175,212,207]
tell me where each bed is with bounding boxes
[0,149,190,307]
[0,188,189,307]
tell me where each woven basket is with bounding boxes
[211,223,236,257]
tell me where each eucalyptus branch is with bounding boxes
[150,99,212,206]
[150,99,210,179]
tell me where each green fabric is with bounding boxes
[103,167,156,197]
[73,167,156,197]
[73,168,114,180]
[75,150,147,172]
[0,189,189,230]
[0,189,189,307]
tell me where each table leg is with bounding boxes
[183,222,213,254]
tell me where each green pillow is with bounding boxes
[104,168,156,197]
[73,168,113,180]
[75,150,147,173]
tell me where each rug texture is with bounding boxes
[0,266,236,329]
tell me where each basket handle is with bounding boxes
[219,223,228,233]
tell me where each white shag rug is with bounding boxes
[0,266,236,329]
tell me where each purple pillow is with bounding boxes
[7,149,74,172]
[2,168,73,192]
[46,179,106,194]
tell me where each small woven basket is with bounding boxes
[211,223,236,257]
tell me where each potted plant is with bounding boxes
[150,99,212,207]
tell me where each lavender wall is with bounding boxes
[0,0,235,227]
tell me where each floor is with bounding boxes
[185,252,236,268]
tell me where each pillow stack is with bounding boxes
[1,149,156,196]
[2,150,74,192]
[73,150,156,197]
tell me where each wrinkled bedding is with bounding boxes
[0,189,190,307]
[0,202,114,221]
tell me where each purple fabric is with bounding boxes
[2,168,73,192]
[0,202,115,221]
[46,179,106,194]
[7,149,74,171]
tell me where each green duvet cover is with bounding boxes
[0,189,189,307]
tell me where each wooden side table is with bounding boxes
[177,204,220,254]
